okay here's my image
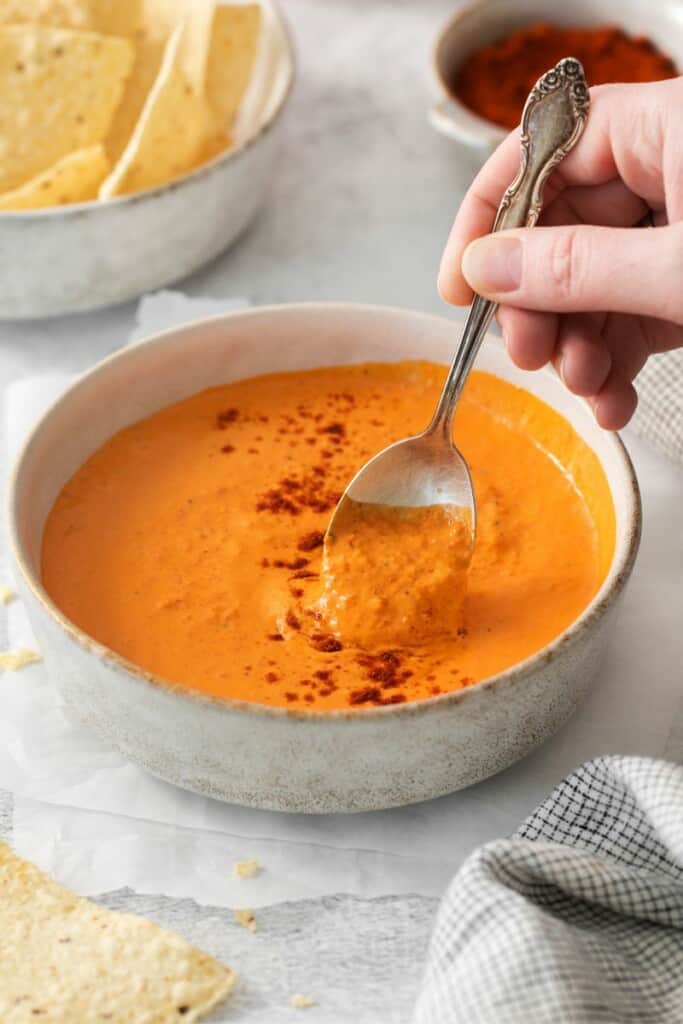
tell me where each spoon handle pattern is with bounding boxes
[429,57,590,439]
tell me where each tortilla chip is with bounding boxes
[0,26,133,193]
[233,858,260,879]
[0,144,108,209]
[0,648,41,669]
[205,4,262,130]
[0,840,237,1022]
[234,907,257,932]
[0,2,155,165]
[179,0,216,95]
[290,994,316,1009]
[138,1,261,119]
[140,0,214,92]
[103,31,165,161]
[139,0,187,36]
[106,2,260,172]
[100,19,213,197]
[0,0,142,35]
[104,0,214,163]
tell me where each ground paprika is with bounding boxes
[454,22,677,129]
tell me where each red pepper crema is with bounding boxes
[41,362,615,709]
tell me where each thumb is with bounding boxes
[461,223,683,323]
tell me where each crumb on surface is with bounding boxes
[233,859,260,880]
[0,585,16,604]
[0,648,41,671]
[290,993,316,1009]
[233,908,256,932]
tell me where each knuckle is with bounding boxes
[547,228,585,302]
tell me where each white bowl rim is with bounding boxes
[0,7,296,220]
[430,1,511,142]
[7,301,642,722]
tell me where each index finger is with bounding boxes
[439,128,521,304]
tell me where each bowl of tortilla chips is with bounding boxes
[0,0,294,319]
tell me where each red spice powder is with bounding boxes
[349,686,407,707]
[216,408,239,428]
[272,557,309,570]
[317,422,346,437]
[382,693,406,706]
[349,686,382,706]
[454,23,677,130]
[297,530,325,552]
[310,634,343,653]
[256,471,340,516]
[286,609,301,631]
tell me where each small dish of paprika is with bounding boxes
[430,0,680,156]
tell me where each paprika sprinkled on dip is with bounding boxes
[41,362,615,710]
[453,23,677,130]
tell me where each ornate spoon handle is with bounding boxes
[428,58,590,439]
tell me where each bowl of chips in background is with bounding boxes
[0,0,294,319]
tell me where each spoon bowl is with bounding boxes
[329,431,474,518]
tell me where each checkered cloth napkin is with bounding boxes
[632,349,683,464]
[414,756,683,1023]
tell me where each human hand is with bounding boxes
[439,78,683,429]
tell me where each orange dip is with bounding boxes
[320,502,472,649]
[41,362,615,710]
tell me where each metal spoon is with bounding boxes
[326,58,590,547]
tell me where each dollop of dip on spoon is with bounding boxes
[319,58,590,648]
[319,501,472,648]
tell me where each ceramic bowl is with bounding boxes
[430,0,683,157]
[0,2,294,321]
[8,303,641,813]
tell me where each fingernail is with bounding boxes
[462,236,522,294]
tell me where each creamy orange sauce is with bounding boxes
[320,502,472,649]
[41,362,615,710]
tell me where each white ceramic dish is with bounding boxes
[8,303,641,813]
[0,1,294,321]
[430,0,683,157]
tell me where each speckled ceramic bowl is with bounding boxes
[8,304,641,812]
[430,0,683,157]
[0,1,294,320]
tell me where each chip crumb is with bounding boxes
[290,993,316,1009]
[233,859,260,880]
[233,908,256,932]
[0,585,16,604]
[0,647,41,670]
